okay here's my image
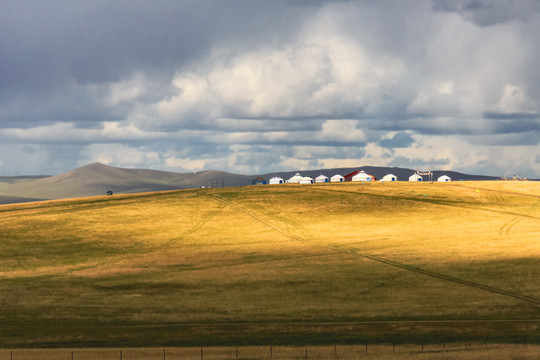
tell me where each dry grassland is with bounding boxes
[0,181,539,347]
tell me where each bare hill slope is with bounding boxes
[0,163,251,202]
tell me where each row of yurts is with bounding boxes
[260,170,452,185]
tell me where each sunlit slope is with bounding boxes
[0,181,539,345]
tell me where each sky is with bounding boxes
[1,0,540,177]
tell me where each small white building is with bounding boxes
[286,173,302,184]
[352,170,375,182]
[409,173,423,182]
[269,176,284,184]
[330,174,345,182]
[437,175,451,182]
[315,174,329,183]
[381,174,398,182]
[299,176,314,184]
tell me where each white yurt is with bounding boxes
[437,175,451,182]
[286,173,302,184]
[315,174,329,183]
[352,170,375,182]
[269,176,284,184]
[330,174,345,182]
[409,173,423,182]
[299,176,314,184]
[381,174,398,182]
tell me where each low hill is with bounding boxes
[0,176,51,204]
[0,175,49,184]
[0,163,252,203]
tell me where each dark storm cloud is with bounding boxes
[288,0,349,6]
[0,0,308,127]
[431,1,457,12]
[0,0,303,86]
[488,121,540,135]
[379,132,415,148]
[183,119,325,133]
[462,0,493,11]
[482,112,540,135]
[432,0,540,26]
[368,118,475,136]
[1,2,206,89]
[389,156,450,169]
[483,112,538,121]
[469,132,540,146]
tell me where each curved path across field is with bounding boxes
[206,193,540,307]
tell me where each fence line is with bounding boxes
[2,339,538,360]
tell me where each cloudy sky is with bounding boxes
[1,0,540,177]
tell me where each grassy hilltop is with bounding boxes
[0,181,539,347]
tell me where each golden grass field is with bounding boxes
[0,181,539,351]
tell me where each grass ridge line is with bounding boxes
[206,194,540,307]
[312,187,540,221]
[448,184,540,199]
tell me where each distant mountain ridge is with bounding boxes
[0,162,509,205]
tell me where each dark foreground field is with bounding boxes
[0,181,539,348]
[2,343,540,360]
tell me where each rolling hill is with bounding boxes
[0,181,539,347]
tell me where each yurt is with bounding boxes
[330,174,345,182]
[252,177,266,185]
[315,174,329,183]
[409,173,423,182]
[286,173,302,184]
[352,170,376,182]
[437,175,451,182]
[299,176,314,184]
[381,174,397,182]
[269,176,284,184]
